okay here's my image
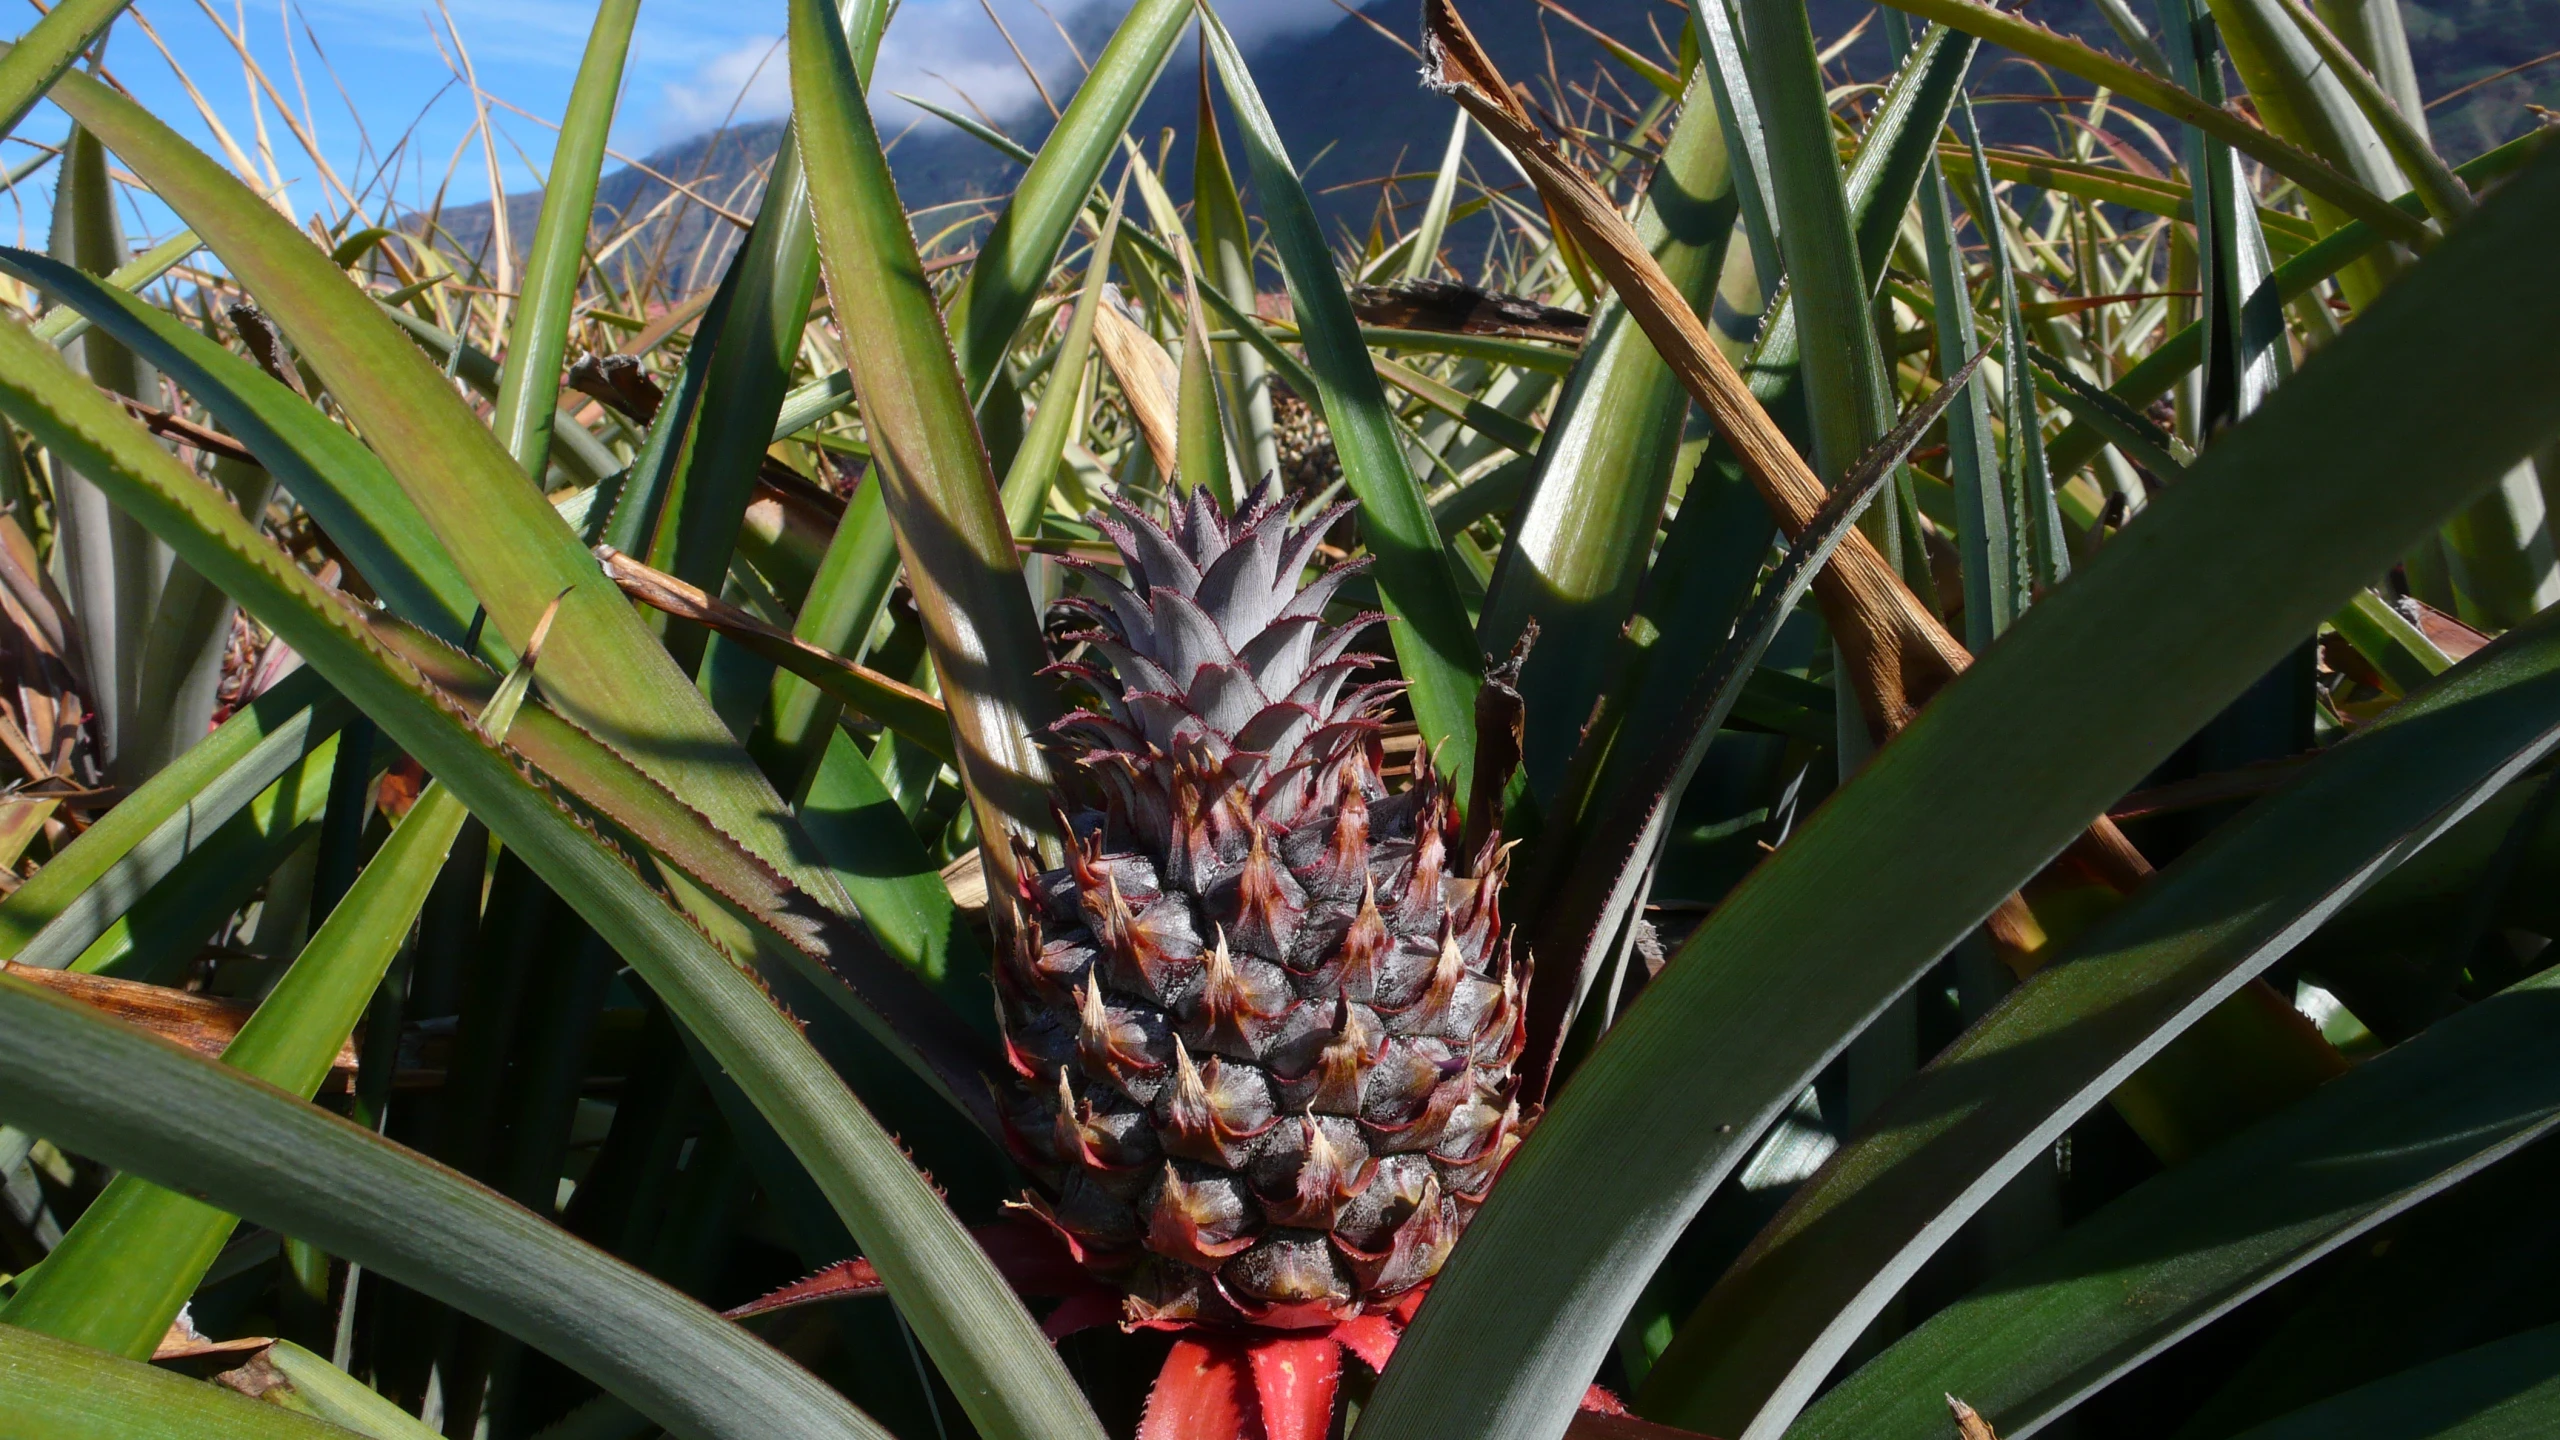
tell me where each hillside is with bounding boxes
[421,0,2560,290]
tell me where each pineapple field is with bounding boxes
[0,0,2556,1435]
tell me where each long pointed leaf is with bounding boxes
[1790,961,2560,1440]
[790,0,1062,885]
[946,0,1191,398]
[32,63,838,909]
[1350,138,2560,1440]
[0,1323,365,1439]
[0,643,544,1356]
[0,666,345,961]
[1201,3,1486,795]
[1643,599,2560,1438]
[0,309,1094,1440]
[1523,358,1982,1089]
[1475,65,1738,803]
[0,249,479,642]
[489,0,638,477]
[0,0,130,138]
[0,974,889,1440]
[1864,0,2427,246]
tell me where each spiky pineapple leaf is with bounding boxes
[0,1324,367,1440]
[0,249,480,642]
[0,309,1091,1440]
[0,972,891,1440]
[946,0,1192,399]
[1792,961,2560,1440]
[0,636,546,1358]
[1351,137,2560,1440]
[1642,599,2560,1437]
[488,0,637,478]
[1520,353,1983,1092]
[789,0,1064,887]
[0,0,134,138]
[0,668,346,963]
[32,63,846,910]
[1199,1,1488,797]
[1863,0,2427,245]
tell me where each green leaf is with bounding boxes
[1,643,536,1356]
[2043,128,2550,481]
[1737,0,1901,487]
[1516,20,1970,957]
[1191,72,1278,487]
[1403,110,1474,281]
[754,476,902,790]
[28,228,199,349]
[1641,599,2560,1438]
[252,1341,443,1440]
[1953,100,2068,594]
[1176,250,1236,507]
[2223,1324,2560,1440]
[0,0,131,139]
[1349,138,2560,1440]
[0,666,346,962]
[1906,59,2008,648]
[640,120,830,610]
[371,302,621,488]
[35,65,838,909]
[2266,0,2470,226]
[488,0,638,477]
[0,977,890,1440]
[65,733,341,980]
[0,307,1092,1440]
[946,0,1192,399]
[999,180,1120,537]
[0,248,480,643]
[790,0,1064,883]
[1683,0,1781,287]
[1790,962,2560,1440]
[1201,3,1486,796]
[1866,0,2429,246]
[2328,587,2450,697]
[0,1324,366,1439]
[1521,359,1983,1090]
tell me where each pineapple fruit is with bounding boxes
[998,482,1531,1328]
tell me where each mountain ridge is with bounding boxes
[422,0,2560,294]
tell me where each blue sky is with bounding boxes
[5,0,1349,247]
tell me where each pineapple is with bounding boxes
[998,481,1531,1329]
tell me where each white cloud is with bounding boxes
[653,34,795,138]
[642,0,1355,148]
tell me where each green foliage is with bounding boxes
[0,2,2552,1438]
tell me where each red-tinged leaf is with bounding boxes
[725,1216,1091,1320]
[726,1258,880,1319]
[1246,1335,1341,1440]
[1330,1312,1400,1371]
[977,1211,1094,1294]
[1582,1384,1633,1415]
[1038,1287,1122,1341]
[1141,1337,1258,1440]
[1564,1415,1724,1440]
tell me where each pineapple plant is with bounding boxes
[0,0,2553,1438]
[1001,482,1528,1332]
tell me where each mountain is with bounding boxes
[422,0,2560,290]
[423,0,1676,284]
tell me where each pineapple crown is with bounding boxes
[1045,480,1400,846]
